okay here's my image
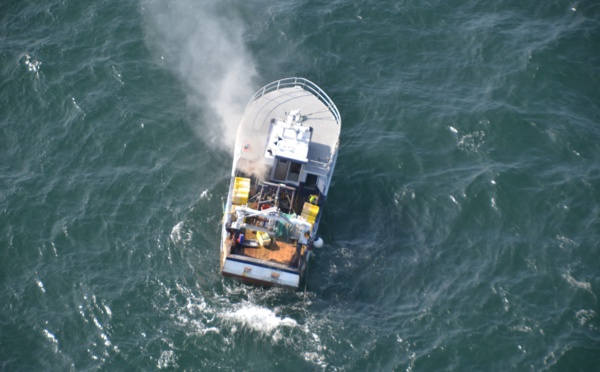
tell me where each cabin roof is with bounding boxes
[236,85,340,175]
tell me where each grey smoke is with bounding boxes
[143,0,257,153]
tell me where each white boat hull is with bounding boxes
[219,78,340,289]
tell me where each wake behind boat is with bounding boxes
[220,77,341,289]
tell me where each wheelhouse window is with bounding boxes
[288,162,301,182]
[273,158,289,181]
[272,158,303,184]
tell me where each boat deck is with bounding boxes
[237,82,340,176]
[226,229,299,267]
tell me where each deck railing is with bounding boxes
[249,77,341,125]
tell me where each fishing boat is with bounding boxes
[220,77,341,289]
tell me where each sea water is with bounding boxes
[1,0,599,370]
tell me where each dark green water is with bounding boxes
[2,0,600,370]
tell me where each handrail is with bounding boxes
[248,77,341,126]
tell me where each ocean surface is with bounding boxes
[2,0,599,370]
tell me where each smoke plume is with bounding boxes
[143,0,257,153]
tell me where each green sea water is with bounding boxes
[1,0,599,370]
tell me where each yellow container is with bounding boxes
[232,177,250,205]
[257,231,271,247]
[301,202,319,225]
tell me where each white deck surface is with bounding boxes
[237,85,340,176]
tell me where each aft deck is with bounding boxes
[226,229,300,267]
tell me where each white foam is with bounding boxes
[556,235,577,250]
[103,303,112,317]
[563,272,591,291]
[71,97,83,113]
[157,350,177,369]
[575,309,595,327]
[457,130,485,151]
[170,221,183,242]
[100,332,111,347]
[43,329,58,345]
[36,279,46,293]
[92,316,104,331]
[23,54,41,75]
[203,327,220,334]
[170,221,191,243]
[223,304,297,334]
